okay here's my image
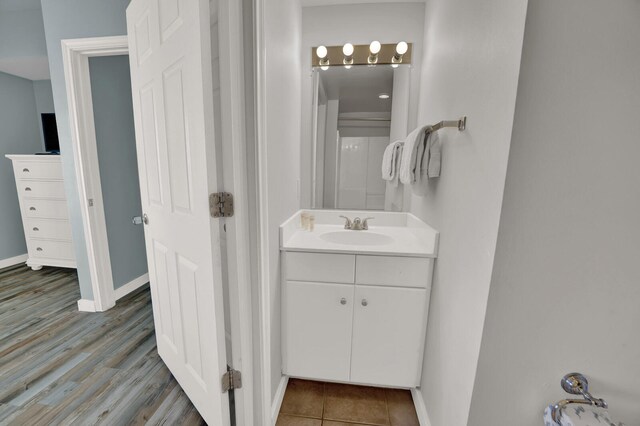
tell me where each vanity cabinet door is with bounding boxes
[283,281,355,382]
[350,285,428,387]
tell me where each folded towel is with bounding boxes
[543,404,625,426]
[417,131,441,180]
[381,141,403,183]
[399,125,429,184]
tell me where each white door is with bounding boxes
[126,0,230,424]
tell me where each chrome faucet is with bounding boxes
[339,215,374,231]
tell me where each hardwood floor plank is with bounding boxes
[0,265,205,425]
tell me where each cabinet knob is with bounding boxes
[33,227,39,231]
[340,298,347,305]
[36,247,43,251]
[23,168,29,172]
[361,299,368,307]
[29,207,36,211]
[25,187,32,191]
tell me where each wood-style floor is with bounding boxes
[0,264,204,425]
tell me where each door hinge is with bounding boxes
[222,369,242,392]
[209,192,234,218]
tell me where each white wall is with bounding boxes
[300,2,425,207]
[262,0,302,403]
[409,0,528,425]
[468,1,640,425]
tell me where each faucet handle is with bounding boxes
[362,217,374,230]
[339,215,352,229]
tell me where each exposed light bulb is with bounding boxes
[395,41,408,55]
[344,64,352,70]
[369,41,381,54]
[391,63,399,68]
[378,93,390,99]
[316,45,328,59]
[342,43,354,57]
[321,65,329,71]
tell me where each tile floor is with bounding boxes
[276,379,419,426]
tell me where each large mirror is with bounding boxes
[310,64,411,211]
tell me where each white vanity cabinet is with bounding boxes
[282,251,433,388]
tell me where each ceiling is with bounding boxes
[0,57,50,80]
[319,65,394,114]
[0,0,41,11]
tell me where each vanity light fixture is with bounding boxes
[368,40,381,64]
[392,41,408,64]
[316,45,329,67]
[343,43,354,66]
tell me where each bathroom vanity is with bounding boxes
[280,210,439,388]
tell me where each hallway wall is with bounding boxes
[409,0,528,425]
[468,1,640,424]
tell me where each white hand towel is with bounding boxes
[543,404,625,426]
[427,131,441,178]
[399,125,428,184]
[381,141,403,182]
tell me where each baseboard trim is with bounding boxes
[271,375,289,425]
[411,388,432,426]
[114,273,149,301]
[77,299,97,312]
[0,254,28,270]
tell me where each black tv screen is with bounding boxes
[41,113,60,152]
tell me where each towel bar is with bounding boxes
[426,116,467,133]
[551,373,608,422]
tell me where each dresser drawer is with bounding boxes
[23,199,69,220]
[25,219,73,241]
[27,239,75,260]
[13,161,63,180]
[285,252,355,283]
[17,180,66,199]
[355,255,431,288]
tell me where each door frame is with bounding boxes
[62,36,148,312]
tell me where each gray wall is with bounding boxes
[468,1,640,425]
[41,0,131,299]
[0,6,47,58]
[89,55,146,290]
[0,71,44,261]
[32,79,54,148]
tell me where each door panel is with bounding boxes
[284,281,354,382]
[126,0,229,424]
[351,285,427,387]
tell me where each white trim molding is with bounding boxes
[410,388,432,426]
[271,375,289,425]
[61,36,129,312]
[0,254,28,270]
[77,299,97,312]
[114,273,149,301]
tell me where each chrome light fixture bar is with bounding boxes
[311,42,413,68]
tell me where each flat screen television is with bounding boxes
[41,113,60,153]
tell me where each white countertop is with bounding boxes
[280,210,439,258]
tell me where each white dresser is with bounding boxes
[6,155,76,270]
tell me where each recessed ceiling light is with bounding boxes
[378,93,390,99]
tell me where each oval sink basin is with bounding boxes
[320,231,394,246]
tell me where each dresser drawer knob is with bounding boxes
[29,207,36,211]
[23,168,29,172]
[340,297,347,305]
[33,227,39,231]
[361,299,368,307]
[25,187,32,191]
[36,247,43,251]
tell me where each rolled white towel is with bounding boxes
[399,125,429,184]
[543,404,625,426]
[381,141,403,182]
